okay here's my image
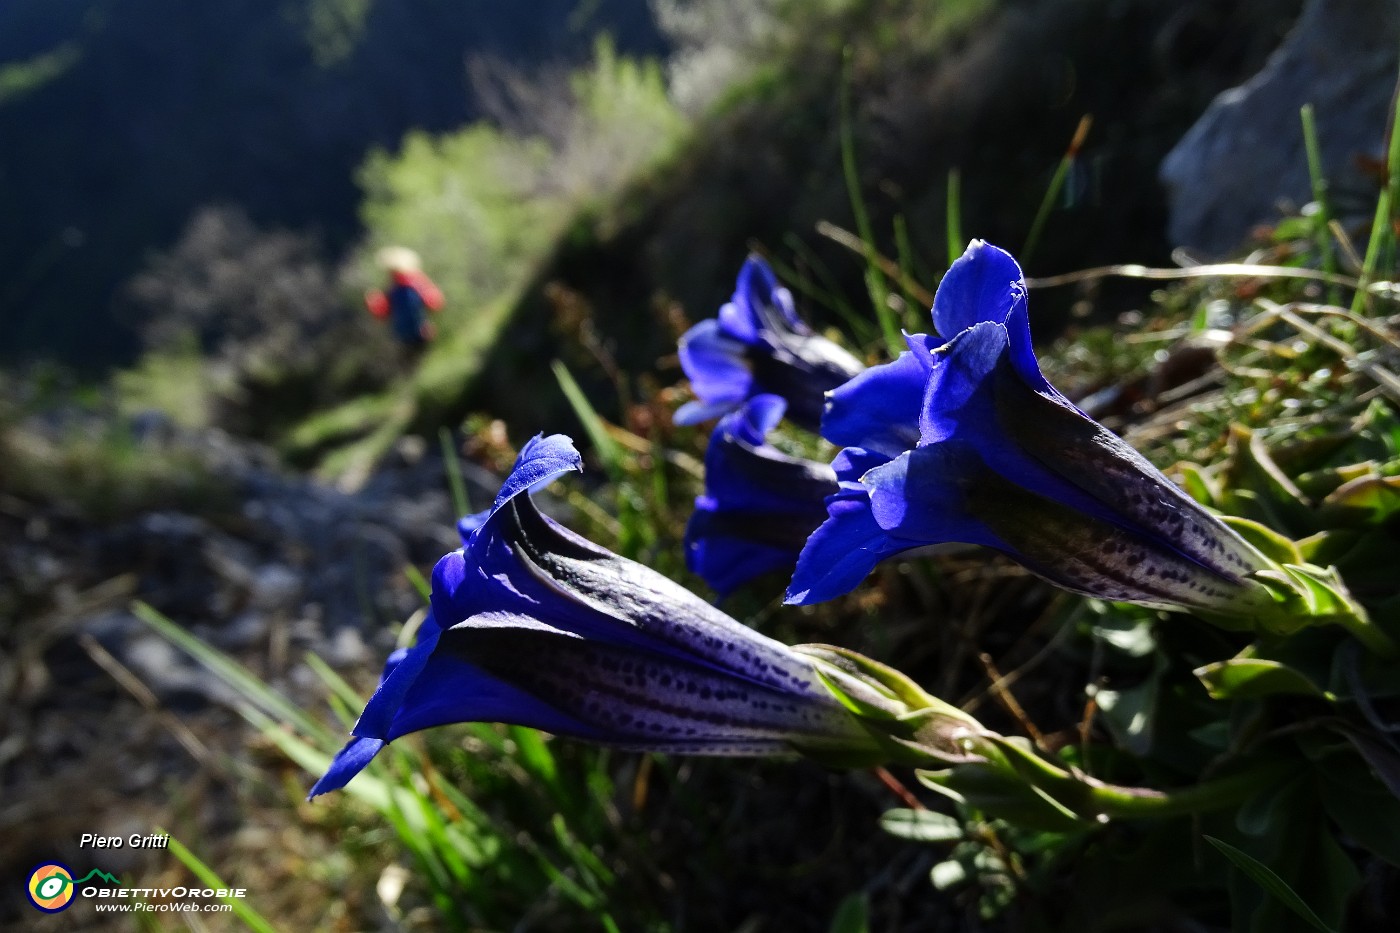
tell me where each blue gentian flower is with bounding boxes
[786,240,1276,615]
[675,255,864,432]
[312,434,882,797]
[685,394,838,596]
[456,511,486,544]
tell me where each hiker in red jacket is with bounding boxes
[365,247,444,349]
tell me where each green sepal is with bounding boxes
[799,644,947,718]
[1247,562,1395,654]
[1194,657,1335,702]
[797,644,989,767]
[917,762,1090,834]
[1220,515,1303,565]
[1178,461,1221,507]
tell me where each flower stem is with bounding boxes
[1337,610,1399,660]
[1078,763,1291,821]
[980,735,1291,823]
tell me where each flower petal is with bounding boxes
[385,636,604,742]
[933,240,1028,339]
[352,615,444,739]
[721,255,807,341]
[484,434,583,529]
[959,465,1276,612]
[932,240,1050,392]
[457,509,489,545]
[675,398,741,426]
[917,321,1008,446]
[308,736,385,798]
[830,446,890,484]
[862,445,999,547]
[685,395,837,594]
[821,349,928,456]
[677,319,754,419]
[686,501,827,596]
[717,298,759,343]
[729,392,787,446]
[686,531,803,597]
[989,369,1268,579]
[441,621,863,752]
[702,404,837,512]
[917,324,1137,524]
[785,488,911,604]
[484,493,834,700]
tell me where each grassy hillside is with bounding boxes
[441,0,1302,433]
[0,0,665,366]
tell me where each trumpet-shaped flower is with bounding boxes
[787,240,1276,615]
[312,435,883,797]
[675,255,864,432]
[685,394,838,596]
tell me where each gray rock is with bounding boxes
[215,610,268,650]
[321,625,370,667]
[122,633,238,708]
[1161,0,1399,255]
[251,562,301,611]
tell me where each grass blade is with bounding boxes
[1353,65,1400,312]
[162,833,280,933]
[1204,836,1338,933]
[839,47,901,355]
[946,167,963,266]
[404,562,432,602]
[1022,115,1092,265]
[893,213,926,330]
[552,359,622,481]
[131,601,333,745]
[773,235,872,344]
[1300,104,1339,304]
[439,426,471,518]
[304,651,370,711]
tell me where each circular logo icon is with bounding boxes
[27,863,76,913]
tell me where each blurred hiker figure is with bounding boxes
[365,246,444,350]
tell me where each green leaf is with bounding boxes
[1334,725,1400,801]
[1194,658,1334,702]
[945,168,963,267]
[303,651,370,712]
[838,49,900,357]
[929,859,969,891]
[1319,474,1400,524]
[828,891,870,933]
[879,808,965,843]
[1224,426,1313,529]
[1093,671,1161,756]
[1235,776,1308,838]
[1090,615,1157,658]
[801,644,973,723]
[1205,836,1339,933]
[509,725,560,790]
[1318,751,1400,867]
[1280,564,1353,617]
